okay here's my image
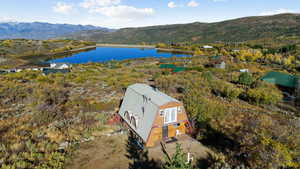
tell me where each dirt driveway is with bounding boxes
[66,133,210,169]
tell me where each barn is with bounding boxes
[118,83,190,147]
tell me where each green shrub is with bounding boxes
[238,72,253,86]
[163,143,191,169]
[187,66,204,72]
[246,85,283,105]
[184,84,226,124]
[202,71,214,81]
[212,81,243,100]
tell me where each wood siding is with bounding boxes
[145,101,189,147]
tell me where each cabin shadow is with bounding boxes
[126,131,162,169]
[199,123,240,153]
[193,122,246,168]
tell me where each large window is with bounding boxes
[164,107,177,124]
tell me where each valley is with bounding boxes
[0,12,300,169]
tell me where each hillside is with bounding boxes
[0,22,111,40]
[1,56,299,169]
[0,39,95,68]
[62,13,300,44]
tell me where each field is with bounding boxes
[0,50,299,169]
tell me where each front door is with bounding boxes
[162,126,168,138]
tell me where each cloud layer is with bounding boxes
[79,0,154,20]
[187,0,199,7]
[80,0,121,8]
[260,8,295,16]
[53,2,74,15]
[168,1,177,8]
[90,5,154,19]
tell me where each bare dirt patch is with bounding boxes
[66,134,130,169]
[66,133,210,169]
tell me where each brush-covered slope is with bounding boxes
[63,13,300,44]
[0,22,111,40]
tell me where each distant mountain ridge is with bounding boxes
[0,22,112,40]
[62,13,300,44]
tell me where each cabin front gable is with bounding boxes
[145,101,188,147]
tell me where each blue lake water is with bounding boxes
[49,47,191,64]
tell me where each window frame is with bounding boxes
[163,107,177,124]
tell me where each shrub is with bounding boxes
[202,71,214,81]
[238,72,253,86]
[187,66,204,72]
[163,143,191,169]
[246,85,283,105]
[212,81,243,100]
[184,84,226,124]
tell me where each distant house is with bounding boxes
[119,84,190,147]
[240,69,249,73]
[215,61,226,69]
[159,64,177,69]
[159,64,186,73]
[203,45,213,49]
[261,72,300,89]
[50,63,71,69]
[0,70,7,74]
[42,68,70,75]
[209,56,226,69]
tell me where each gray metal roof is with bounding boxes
[128,83,179,106]
[118,83,180,142]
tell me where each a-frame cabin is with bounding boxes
[118,83,189,147]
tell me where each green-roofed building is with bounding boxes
[159,64,186,73]
[159,64,177,69]
[261,71,300,88]
[211,55,221,60]
[173,67,186,73]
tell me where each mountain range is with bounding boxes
[1,13,300,44]
[62,13,300,44]
[0,22,111,40]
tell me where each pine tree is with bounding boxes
[163,143,192,169]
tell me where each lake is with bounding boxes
[48,47,191,64]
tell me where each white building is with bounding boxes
[203,45,213,49]
[50,63,71,69]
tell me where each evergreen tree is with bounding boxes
[238,72,253,86]
[163,143,191,169]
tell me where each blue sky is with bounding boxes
[0,0,299,28]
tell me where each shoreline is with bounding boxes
[96,44,195,55]
[96,43,155,49]
[156,48,194,54]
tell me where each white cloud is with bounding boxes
[0,16,16,22]
[187,0,199,7]
[53,2,73,15]
[80,0,120,8]
[90,5,154,19]
[260,8,295,16]
[168,1,177,8]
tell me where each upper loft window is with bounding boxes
[124,111,130,121]
[160,110,164,116]
[164,107,177,124]
[142,95,147,103]
[178,106,183,113]
[131,116,137,129]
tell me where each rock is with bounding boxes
[59,142,69,150]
